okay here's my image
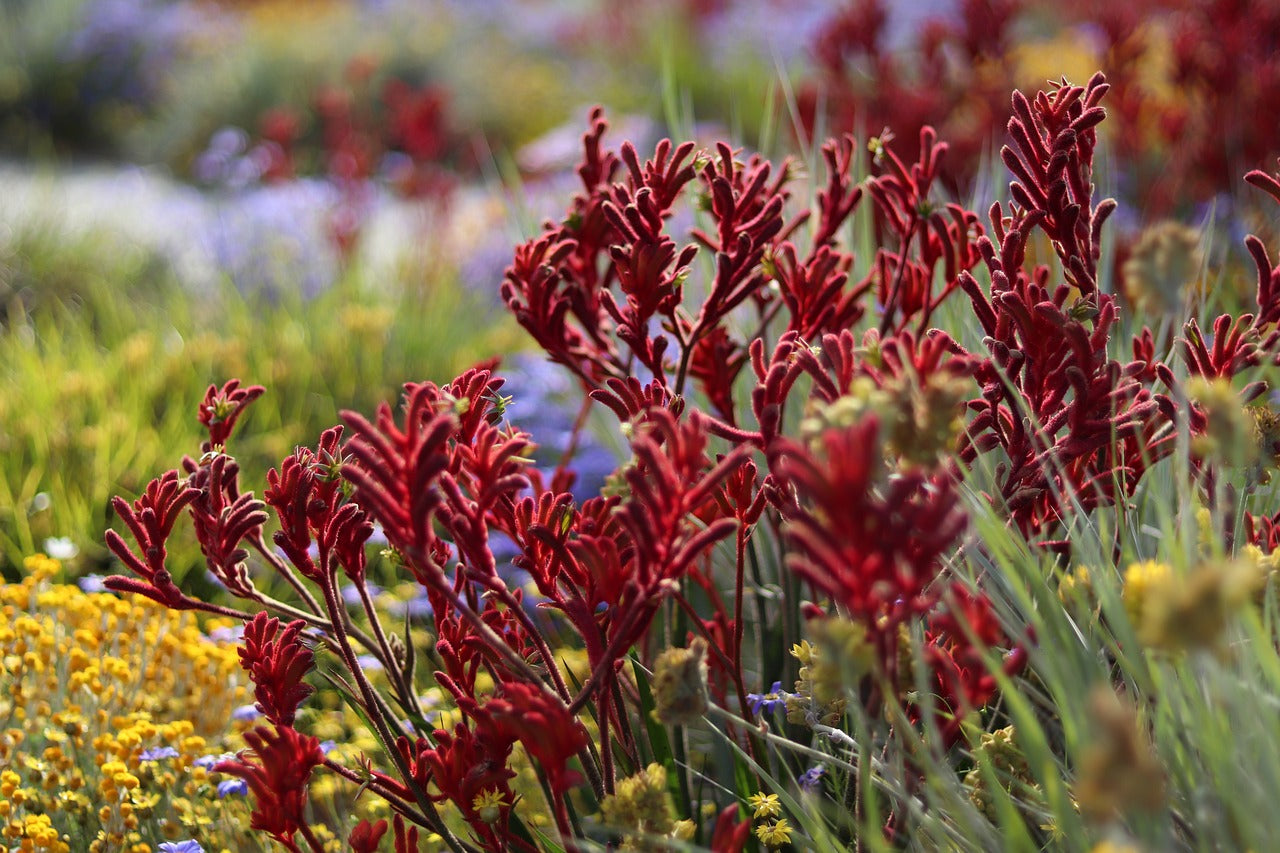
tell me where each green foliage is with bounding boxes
[0,221,519,579]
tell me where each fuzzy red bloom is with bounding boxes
[475,681,588,795]
[920,585,1026,744]
[214,726,324,848]
[238,612,315,727]
[709,804,752,853]
[348,819,388,853]
[399,722,516,847]
[104,471,200,610]
[770,416,966,625]
[393,815,420,853]
[198,379,265,449]
[341,383,457,574]
[187,453,268,598]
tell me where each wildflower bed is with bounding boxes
[9,68,1280,852]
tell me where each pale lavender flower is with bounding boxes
[217,778,249,797]
[158,842,206,853]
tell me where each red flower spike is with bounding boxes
[709,804,752,853]
[214,726,325,849]
[393,815,420,853]
[920,585,1026,746]
[341,384,457,570]
[749,333,812,447]
[412,723,516,843]
[475,681,588,796]
[590,375,685,428]
[811,134,864,249]
[773,243,864,342]
[501,232,618,387]
[198,380,265,449]
[599,186,699,379]
[239,612,316,727]
[348,819,388,853]
[265,426,375,584]
[104,471,201,610]
[1179,315,1261,381]
[770,417,966,629]
[687,142,792,328]
[957,152,1175,537]
[686,325,749,424]
[1001,74,1115,298]
[188,453,269,598]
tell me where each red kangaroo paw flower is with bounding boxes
[198,379,265,449]
[239,611,316,727]
[214,725,325,849]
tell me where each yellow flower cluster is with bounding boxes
[598,763,693,851]
[0,555,257,852]
[1123,557,1265,653]
[744,792,793,849]
[784,622,868,728]
[962,725,1043,820]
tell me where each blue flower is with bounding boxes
[747,681,789,715]
[139,746,179,762]
[798,764,826,793]
[217,778,249,797]
[158,842,206,853]
[231,704,261,721]
[194,752,234,770]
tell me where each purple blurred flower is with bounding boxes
[202,180,342,300]
[66,0,226,110]
[500,352,620,502]
[342,582,383,606]
[158,842,206,853]
[747,681,789,715]
[139,746,180,762]
[798,764,826,792]
[385,592,434,620]
[195,752,235,770]
[217,778,249,797]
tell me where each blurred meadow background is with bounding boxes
[3,0,1273,582]
[4,1,1280,851]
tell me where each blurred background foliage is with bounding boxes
[1,0,1279,582]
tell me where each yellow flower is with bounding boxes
[755,818,793,848]
[747,792,781,820]
[1122,560,1172,624]
[471,789,508,825]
